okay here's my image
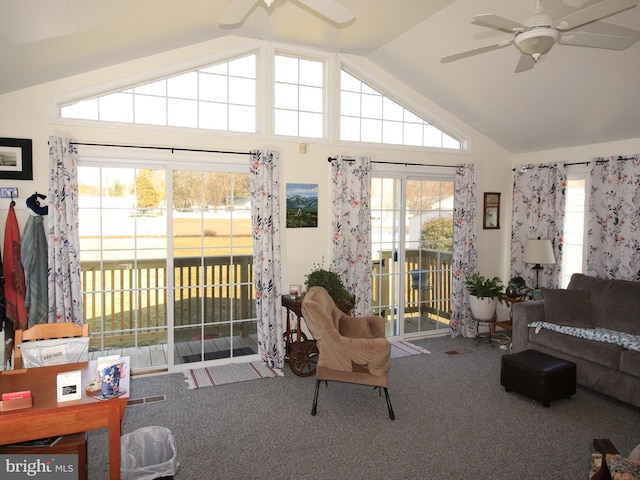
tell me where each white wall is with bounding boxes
[512,138,640,166]
[0,36,515,289]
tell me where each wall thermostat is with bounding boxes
[57,370,82,402]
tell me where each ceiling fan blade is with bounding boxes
[559,31,637,49]
[472,14,527,33]
[553,0,638,31]
[514,53,536,73]
[219,0,259,25]
[296,0,356,24]
[441,40,513,63]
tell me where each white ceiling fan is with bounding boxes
[219,0,356,26]
[441,0,638,72]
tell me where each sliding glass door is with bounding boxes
[79,160,255,371]
[371,173,454,338]
[171,169,256,365]
[79,166,170,369]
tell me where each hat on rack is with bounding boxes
[26,192,48,215]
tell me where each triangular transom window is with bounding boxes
[60,54,257,133]
[340,70,461,149]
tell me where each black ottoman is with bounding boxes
[501,349,576,407]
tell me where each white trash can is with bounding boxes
[120,426,179,480]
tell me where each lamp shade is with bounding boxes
[523,239,556,265]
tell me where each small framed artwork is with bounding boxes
[286,183,318,228]
[483,192,500,230]
[0,137,33,180]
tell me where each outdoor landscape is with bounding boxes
[78,167,255,354]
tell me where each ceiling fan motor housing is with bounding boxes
[514,11,559,59]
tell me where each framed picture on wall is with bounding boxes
[483,192,500,230]
[0,137,33,180]
[286,183,318,228]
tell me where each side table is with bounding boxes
[282,294,305,354]
[491,295,524,335]
[281,294,319,377]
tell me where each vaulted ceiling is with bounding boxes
[1,0,639,153]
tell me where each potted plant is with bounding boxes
[464,272,505,320]
[305,263,354,314]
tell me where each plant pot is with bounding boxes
[469,295,498,320]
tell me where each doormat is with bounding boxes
[391,341,431,358]
[181,347,255,364]
[184,361,283,389]
[444,348,473,355]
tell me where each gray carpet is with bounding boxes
[89,334,640,480]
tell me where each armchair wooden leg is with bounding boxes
[384,388,395,421]
[311,379,321,416]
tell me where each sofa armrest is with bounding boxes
[511,300,545,352]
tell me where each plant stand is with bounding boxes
[474,315,496,347]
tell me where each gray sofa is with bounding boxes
[512,273,640,408]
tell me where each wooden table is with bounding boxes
[492,295,524,334]
[0,358,130,480]
[282,293,305,349]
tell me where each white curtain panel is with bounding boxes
[510,162,566,289]
[250,150,284,368]
[587,154,640,281]
[329,156,372,316]
[451,164,477,338]
[47,136,83,325]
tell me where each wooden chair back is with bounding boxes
[14,322,89,369]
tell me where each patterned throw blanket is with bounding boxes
[528,321,640,353]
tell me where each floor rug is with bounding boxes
[181,347,255,364]
[391,341,431,358]
[184,361,283,389]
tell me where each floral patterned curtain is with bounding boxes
[47,136,83,324]
[250,150,284,368]
[450,164,477,338]
[587,154,640,281]
[510,163,566,289]
[329,156,372,316]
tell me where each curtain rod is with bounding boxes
[512,156,636,172]
[70,142,251,156]
[512,161,588,172]
[327,156,458,168]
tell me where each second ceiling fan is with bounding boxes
[441,0,638,72]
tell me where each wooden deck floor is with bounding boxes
[89,334,259,371]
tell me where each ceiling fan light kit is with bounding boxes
[441,0,639,72]
[515,28,559,60]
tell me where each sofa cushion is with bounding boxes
[567,274,640,335]
[620,349,640,379]
[527,327,623,370]
[540,287,594,328]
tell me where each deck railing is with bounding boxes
[81,255,255,345]
[81,250,452,344]
[372,249,453,320]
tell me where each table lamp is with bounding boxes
[523,238,555,289]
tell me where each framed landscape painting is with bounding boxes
[0,137,33,180]
[286,183,318,228]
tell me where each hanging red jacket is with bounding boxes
[4,200,28,331]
